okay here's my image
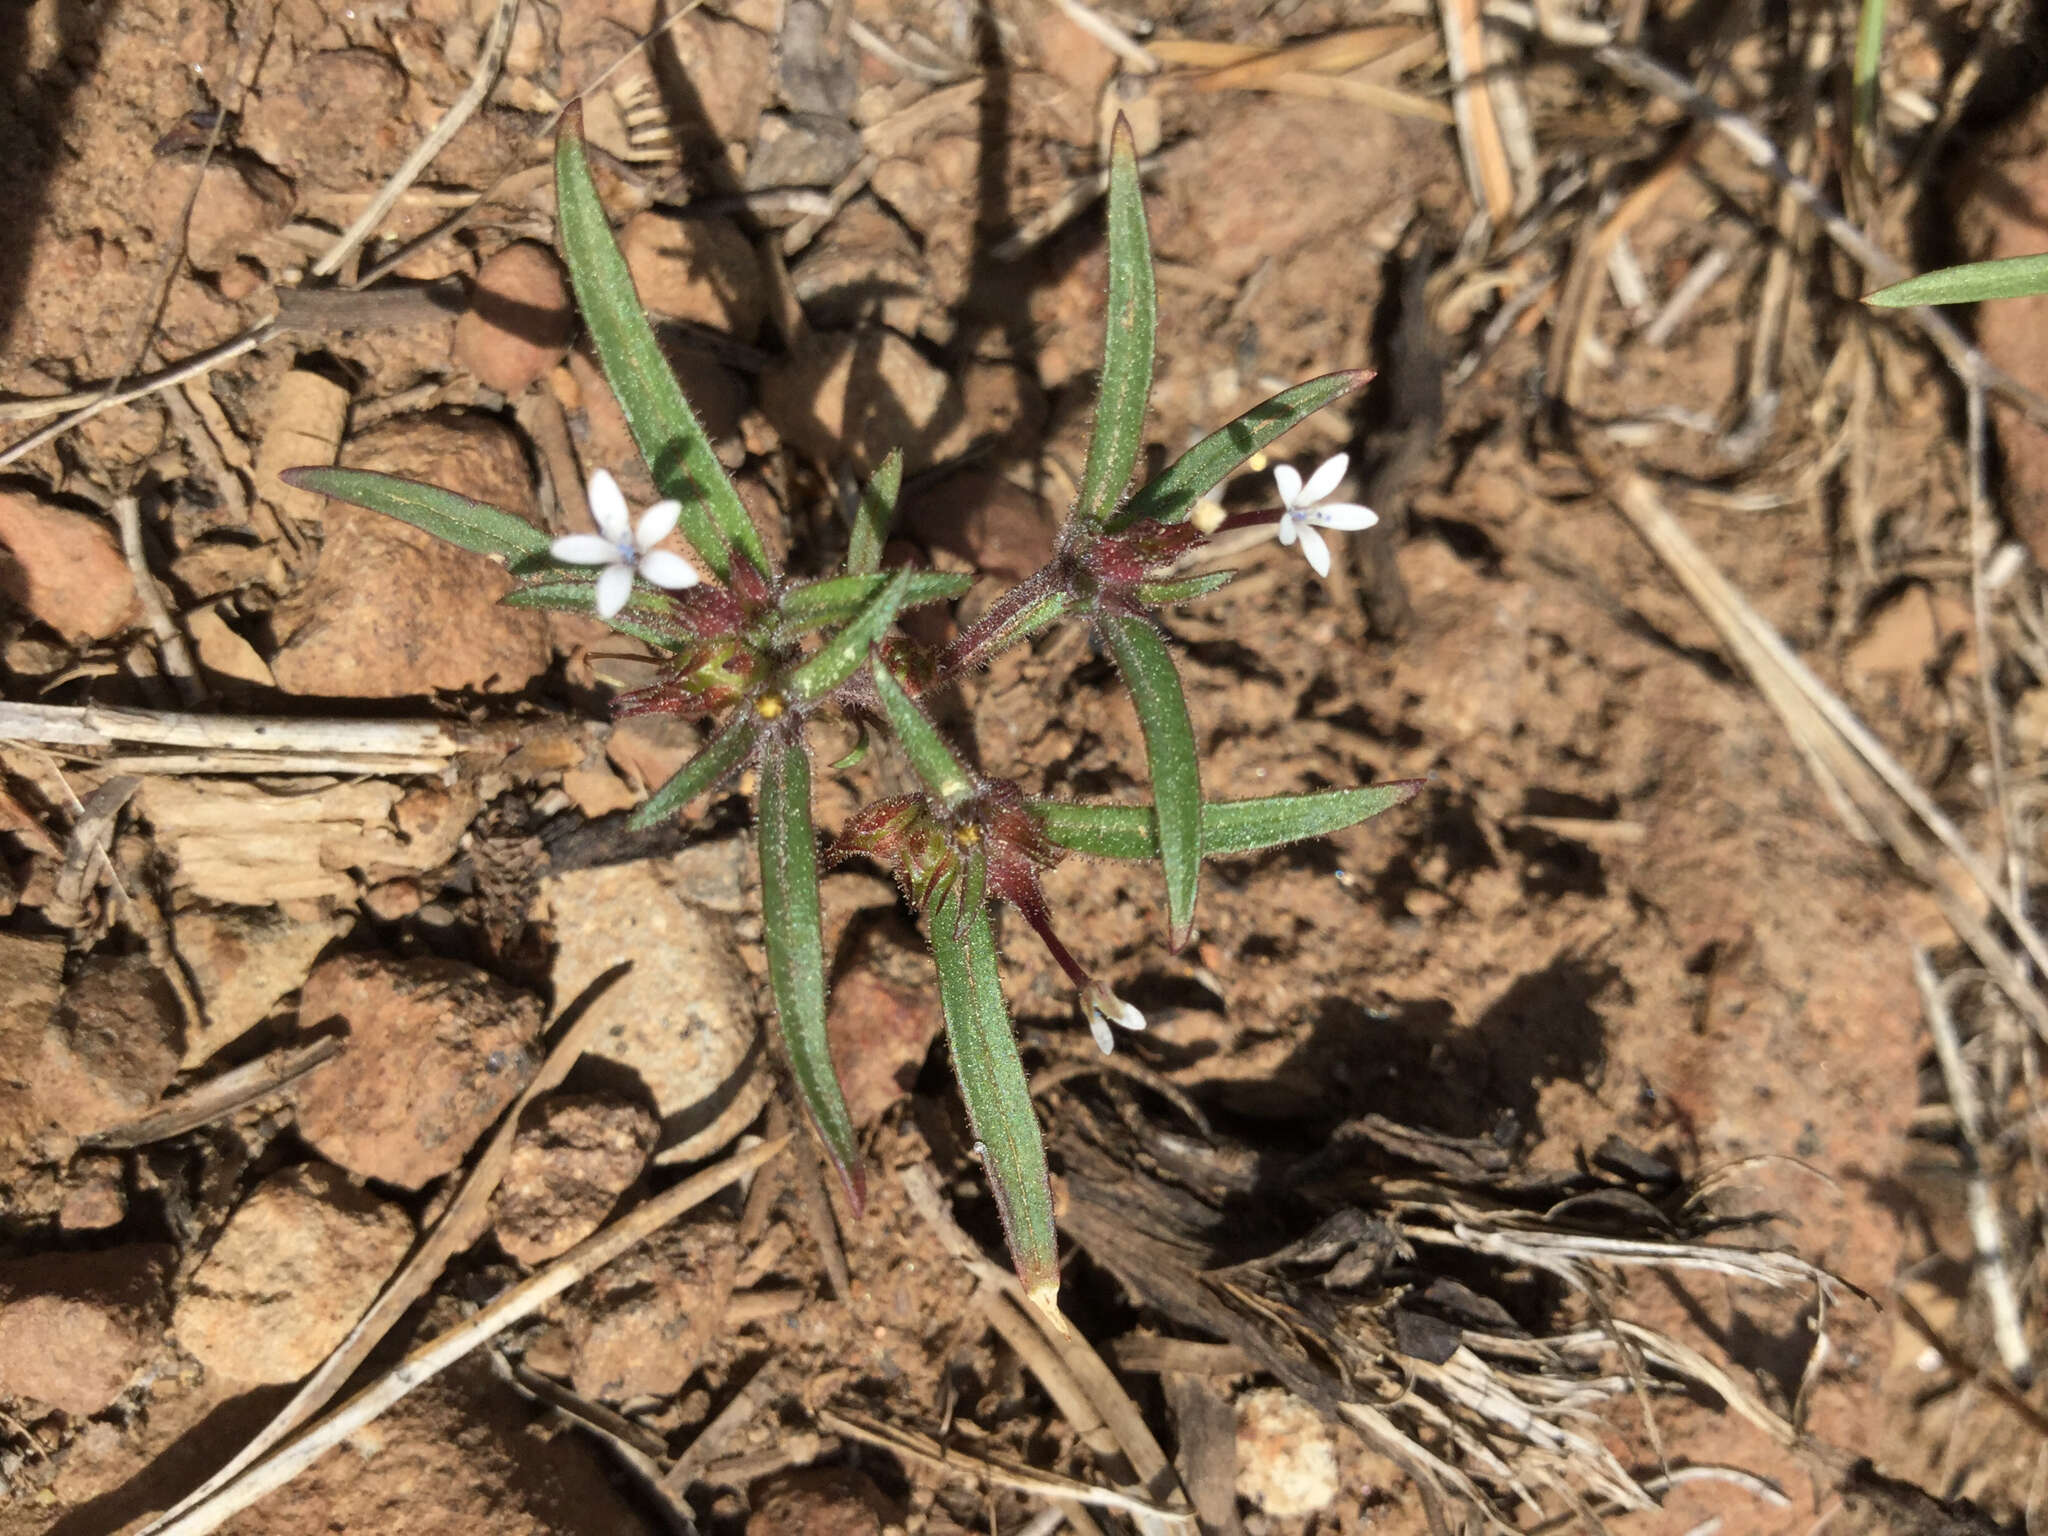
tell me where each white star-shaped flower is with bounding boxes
[1082,982,1147,1055]
[549,469,700,619]
[1273,453,1378,579]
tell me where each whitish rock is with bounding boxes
[268,412,550,698]
[293,953,544,1189]
[538,858,759,1147]
[493,1093,657,1264]
[1235,1387,1339,1517]
[0,1246,171,1415]
[175,905,350,1067]
[175,1162,413,1383]
[455,242,575,395]
[0,490,139,642]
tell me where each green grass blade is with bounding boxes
[1852,0,1888,162]
[777,570,969,637]
[1030,781,1426,860]
[1070,118,1156,528]
[756,736,865,1213]
[1111,370,1370,529]
[846,449,902,575]
[930,903,1059,1315]
[783,570,916,703]
[280,467,551,562]
[1099,612,1200,949]
[554,118,768,581]
[1865,252,2048,308]
[872,658,974,811]
[626,715,758,831]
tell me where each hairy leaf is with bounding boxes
[1132,571,1235,607]
[502,578,684,650]
[281,468,551,562]
[1031,781,1426,860]
[1070,118,1156,528]
[1866,252,2048,308]
[756,737,865,1212]
[930,903,1059,1315]
[1111,370,1370,529]
[626,714,759,831]
[1099,611,1200,949]
[555,117,768,580]
[872,658,975,811]
[777,570,969,638]
[784,570,917,703]
[846,449,902,576]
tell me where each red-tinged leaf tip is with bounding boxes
[277,466,315,490]
[840,1159,868,1220]
[560,98,584,139]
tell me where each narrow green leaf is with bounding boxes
[1071,118,1156,528]
[1099,612,1200,949]
[1030,781,1426,860]
[1133,571,1235,607]
[626,715,758,831]
[501,579,684,650]
[783,570,916,703]
[847,450,902,575]
[1111,370,1370,529]
[930,903,1059,1315]
[872,658,974,811]
[777,570,969,638]
[1865,252,2048,308]
[280,467,551,562]
[555,119,768,581]
[1851,0,1888,161]
[756,736,865,1212]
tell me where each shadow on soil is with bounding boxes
[0,2,111,350]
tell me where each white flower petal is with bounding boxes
[595,562,634,619]
[1114,998,1147,1033]
[586,469,632,542]
[1273,462,1305,508]
[1088,1011,1116,1054]
[635,499,683,549]
[1274,514,1299,548]
[1300,452,1349,507]
[1301,501,1378,532]
[1297,523,1331,579]
[639,549,700,590]
[551,534,618,567]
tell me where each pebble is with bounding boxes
[0,1246,172,1415]
[760,328,949,474]
[493,1093,657,1265]
[57,1153,127,1232]
[1234,1387,1340,1517]
[454,242,575,395]
[293,953,544,1189]
[0,935,66,1165]
[27,954,184,1141]
[0,490,139,642]
[538,859,759,1148]
[268,412,551,698]
[173,905,351,1068]
[790,198,931,335]
[619,211,767,337]
[826,946,944,1126]
[174,1162,413,1384]
[241,47,410,191]
[562,1219,735,1401]
[746,1469,889,1536]
[167,157,294,273]
[901,469,1056,581]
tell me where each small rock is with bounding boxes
[826,936,944,1125]
[174,1162,413,1384]
[561,763,637,818]
[1235,1387,1339,1517]
[0,490,139,642]
[268,412,551,698]
[185,603,278,690]
[58,1153,128,1232]
[901,469,1056,580]
[746,1469,889,1536]
[242,47,411,191]
[27,955,184,1140]
[493,1093,657,1264]
[563,1219,735,1401]
[746,111,862,193]
[293,953,544,1189]
[619,212,767,337]
[0,1246,171,1415]
[175,906,350,1068]
[455,242,575,395]
[1846,585,1975,679]
[662,11,774,162]
[164,157,294,273]
[760,328,949,474]
[606,715,703,801]
[537,859,758,1146]
[0,935,65,1162]
[789,198,930,335]
[775,0,856,116]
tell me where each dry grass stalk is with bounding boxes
[0,701,466,777]
[85,1035,345,1150]
[1439,0,1516,225]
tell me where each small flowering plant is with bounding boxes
[285,113,1418,1320]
